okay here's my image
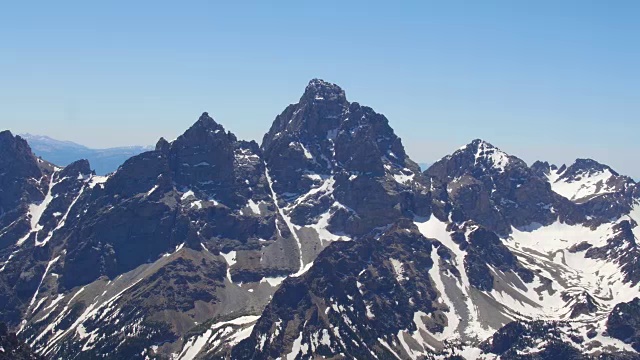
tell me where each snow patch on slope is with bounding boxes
[220,251,237,283]
[474,140,510,172]
[177,315,260,360]
[414,216,489,342]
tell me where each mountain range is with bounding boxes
[0,79,639,359]
[19,134,152,176]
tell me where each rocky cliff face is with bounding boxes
[0,131,55,250]
[1,80,639,359]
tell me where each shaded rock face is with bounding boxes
[464,227,534,292]
[46,250,227,359]
[607,298,640,352]
[530,160,559,179]
[0,322,43,360]
[167,113,246,208]
[0,131,50,248]
[232,221,441,360]
[60,113,281,290]
[0,132,92,325]
[262,79,430,237]
[0,131,43,183]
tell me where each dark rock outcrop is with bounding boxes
[464,227,534,292]
[607,298,640,352]
[481,321,586,359]
[0,322,43,360]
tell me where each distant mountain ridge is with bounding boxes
[20,134,152,175]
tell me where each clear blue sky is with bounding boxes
[1,1,639,177]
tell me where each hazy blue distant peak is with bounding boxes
[20,133,89,150]
[20,133,151,175]
[20,133,152,152]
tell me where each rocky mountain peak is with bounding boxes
[561,158,619,178]
[262,79,348,152]
[429,139,527,184]
[258,79,429,248]
[183,112,228,137]
[302,78,346,103]
[540,158,635,205]
[530,160,558,178]
[58,159,92,179]
[262,79,413,175]
[426,139,559,235]
[0,131,48,231]
[0,130,15,143]
[458,139,522,173]
[155,137,170,153]
[0,131,41,179]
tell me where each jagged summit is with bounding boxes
[434,138,527,179]
[184,111,227,135]
[0,129,14,139]
[461,138,507,155]
[538,157,635,204]
[0,130,43,181]
[0,130,33,155]
[262,79,348,150]
[154,137,170,152]
[301,78,346,102]
[533,158,622,181]
[530,160,559,177]
[564,158,620,177]
[464,138,495,148]
[258,79,429,267]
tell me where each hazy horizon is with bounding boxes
[2,1,638,177]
